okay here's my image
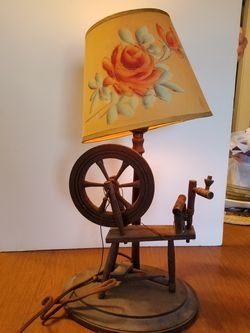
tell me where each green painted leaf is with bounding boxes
[118,28,135,43]
[155,63,169,71]
[128,96,139,109]
[119,96,138,110]
[119,95,130,103]
[147,44,161,56]
[107,105,118,124]
[110,91,119,104]
[161,44,171,60]
[157,70,172,84]
[88,79,97,89]
[143,94,155,108]
[162,82,184,93]
[95,73,102,86]
[98,87,111,101]
[154,85,172,102]
[117,103,134,117]
[135,26,154,44]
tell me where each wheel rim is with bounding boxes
[69,144,155,227]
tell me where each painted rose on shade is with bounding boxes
[156,23,184,57]
[87,25,184,125]
[103,44,161,96]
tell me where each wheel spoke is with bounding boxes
[114,161,129,180]
[96,159,109,180]
[82,180,105,188]
[119,180,140,188]
[116,192,132,209]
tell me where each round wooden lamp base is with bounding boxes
[64,268,198,333]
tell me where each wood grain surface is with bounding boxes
[0,223,249,333]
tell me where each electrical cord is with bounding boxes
[97,225,105,275]
[18,202,163,331]
[18,275,117,332]
[17,226,117,332]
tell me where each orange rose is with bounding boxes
[102,44,161,96]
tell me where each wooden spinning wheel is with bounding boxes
[69,144,155,228]
[67,142,214,333]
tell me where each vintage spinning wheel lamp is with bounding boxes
[66,8,214,333]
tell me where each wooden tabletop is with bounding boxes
[0,223,249,332]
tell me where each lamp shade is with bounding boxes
[82,8,212,143]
